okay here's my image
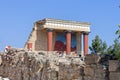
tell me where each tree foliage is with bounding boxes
[89,35,120,60]
[115,25,120,38]
[107,39,120,60]
[89,35,107,54]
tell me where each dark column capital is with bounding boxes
[65,30,72,33]
[83,31,90,35]
[47,28,54,32]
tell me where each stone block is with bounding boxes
[84,66,95,77]
[84,76,94,80]
[110,72,120,80]
[94,69,105,80]
[84,64,106,80]
[109,60,120,72]
[84,54,99,65]
[59,62,82,80]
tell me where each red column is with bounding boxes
[83,32,89,55]
[47,29,53,51]
[27,43,32,50]
[66,31,71,54]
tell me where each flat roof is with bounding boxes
[37,18,90,26]
[36,18,90,32]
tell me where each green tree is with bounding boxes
[115,25,120,38]
[89,35,107,54]
[107,39,120,60]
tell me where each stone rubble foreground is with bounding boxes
[0,48,85,80]
[0,48,120,80]
[0,76,9,80]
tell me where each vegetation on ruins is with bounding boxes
[89,35,107,54]
[107,39,120,60]
[89,25,120,60]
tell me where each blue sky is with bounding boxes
[0,0,120,51]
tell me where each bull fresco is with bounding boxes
[54,32,76,51]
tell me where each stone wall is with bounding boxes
[24,23,48,51]
[0,49,84,80]
[34,29,48,51]
[84,54,109,80]
[84,54,120,80]
[0,49,120,80]
[24,25,57,51]
[109,60,120,80]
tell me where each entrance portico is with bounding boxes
[25,18,90,55]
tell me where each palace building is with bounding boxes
[24,18,90,55]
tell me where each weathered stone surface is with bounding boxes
[84,54,99,65]
[0,55,2,65]
[109,72,120,80]
[0,76,10,80]
[0,49,84,80]
[84,64,106,80]
[84,65,95,77]
[58,62,82,80]
[0,49,120,80]
[109,60,120,72]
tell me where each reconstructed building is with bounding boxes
[24,18,90,55]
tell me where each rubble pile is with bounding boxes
[0,49,84,80]
[0,49,120,80]
[0,76,9,80]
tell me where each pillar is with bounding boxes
[83,32,89,55]
[27,43,32,50]
[47,29,53,51]
[66,31,71,54]
[76,32,82,54]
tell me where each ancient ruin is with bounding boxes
[0,49,120,80]
[0,18,120,80]
[24,18,90,55]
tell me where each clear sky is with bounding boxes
[0,0,120,51]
